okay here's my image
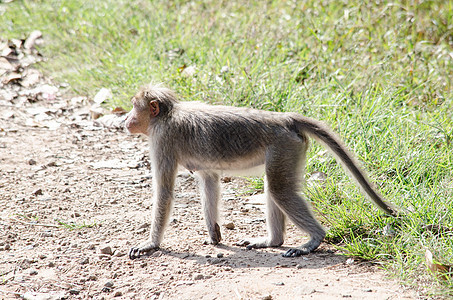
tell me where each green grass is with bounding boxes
[55,219,99,230]
[1,0,452,296]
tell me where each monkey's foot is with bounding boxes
[203,238,221,246]
[204,223,221,245]
[236,237,283,250]
[129,242,159,259]
[282,239,321,257]
[282,247,310,257]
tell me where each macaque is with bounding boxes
[124,84,398,259]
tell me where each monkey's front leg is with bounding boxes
[129,166,176,259]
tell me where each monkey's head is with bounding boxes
[124,84,177,135]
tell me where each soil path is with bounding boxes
[0,36,416,299]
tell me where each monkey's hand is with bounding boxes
[236,237,283,250]
[129,241,159,259]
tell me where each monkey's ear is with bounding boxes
[149,100,160,117]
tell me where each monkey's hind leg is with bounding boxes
[268,142,326,257]
[197,171,222,245]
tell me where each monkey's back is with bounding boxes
[167,102,303,171]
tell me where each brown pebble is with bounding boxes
[114,291,122,297]
[33,189,43,196]
[27,158,37,165]
[224,222,235,230]
[99,245,113,255]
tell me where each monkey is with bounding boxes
[124,84,398,260]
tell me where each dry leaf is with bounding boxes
[89,103,106,119]
[425,249,452,280]
[111,107,127,115]
[20,69,41,87]
[2,72,21,84]
[93,88,112,104]
[0,57,15,72]
[181,65,196,77]
[24,30,43,50]
[94,113,126,129]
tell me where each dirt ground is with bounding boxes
[0,35,418,299]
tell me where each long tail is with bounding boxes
[294,115,399,217]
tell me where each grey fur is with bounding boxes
[127,84,398,259]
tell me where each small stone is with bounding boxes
[4,243,10,250]
[136,228,146,234]
[69,289,80,295]
[262,295,273,300]
[193,274,204,280]
[79,257,89,265]
[209,259,221,264]
[46,161,57,167]
[38,254,46,259]
[216,253,224,258]
[33,188,43,196]
[151,250,162,257]
[48,262,55,267]
[296,264,303,269]
[29,269,38,275]
[104,281,114,288]
[99,245,113,255]
[27,158,37,165]
[87,275,97,281]
[113,291,122,297]
[139,223,150,229]
[224,222,235,230]
[113,250,124,257]
[72,212,81,218]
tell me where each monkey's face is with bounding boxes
[124,98,151,135]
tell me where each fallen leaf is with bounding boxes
[93,87,112,104]
[0,57,15,73]
[1,46,12,57]
[307,171,327,186]
[94,113,126,129]
[425,249,453,280]
[181,65,196,77]
[25,106,56,116]
[111,107,128,115]
[20,69,41,87]
[27,84,59,101]
[24,30,43,50]
[2,72,21,84]
[89,103,106,119]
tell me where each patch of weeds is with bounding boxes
[55,219,99,230]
